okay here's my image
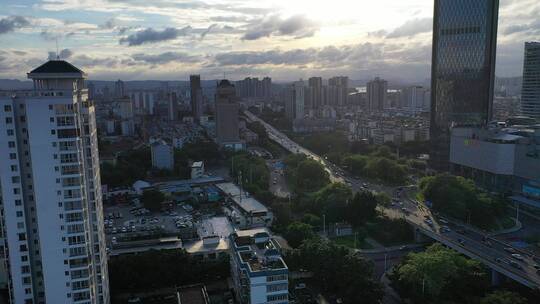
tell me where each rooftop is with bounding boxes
[216,182,268,214]
[28,60,85,75]
[231,228,287,274]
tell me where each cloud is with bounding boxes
[0,16,30,35]
[100,18,116,29]
[386,18,432,38]
[119,26,191,46]
[132,52,201,64]
[242,15,319,40]
[48,49,72,60]
[200,24,217,40]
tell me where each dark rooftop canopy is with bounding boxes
[29,60,84,74]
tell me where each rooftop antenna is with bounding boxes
[55,37,60,60]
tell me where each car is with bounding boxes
[509,260,522,269]
[399,245,407,250]
[121,227,127,233]
[112,228,117,234]
[111,237,117,244]
[294,283,306,290]
[533,264,540,270]
[439,219,449,225]
[504,247,517,254]
[511,254,525,261]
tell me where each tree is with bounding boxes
[284,222,316,248]
[311,183,352,223]
[480,291,528,304]
[141,189,165,212]
[419,174,504,229]
[346,191,378,227]
[288,238,384,304]
[392,243,489,303]
[295,158,330,192]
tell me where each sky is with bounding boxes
[0,0,539,82]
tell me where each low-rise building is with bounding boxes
[191,161,205,179]
[230,228,289,304]
[216,183,273,229]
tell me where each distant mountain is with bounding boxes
[0,79,33,90]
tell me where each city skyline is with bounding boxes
[0,0,539,82]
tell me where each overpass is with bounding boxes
[245,110,540,289]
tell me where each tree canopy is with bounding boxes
[141,189,165,211]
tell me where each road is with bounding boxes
[245,110,540,289]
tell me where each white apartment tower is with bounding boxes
[0,60,109,304]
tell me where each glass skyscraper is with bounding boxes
[430,0,499,171]
[521,42,540,120]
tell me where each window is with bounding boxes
[267,274,287,282]
[62,177,80,187]
[56,116,75,126]
[50,117,54,122]
[5,117,13,124]
[16,211,23,217]
[13,188,20,194]
[64,201,82,211]
[10,165,17,172]
[267,284,288,292]
[21,266,30,274]
[9,153,17,159]
[21,255,28,262]
[15,199,21,206]
[67,224,85,234]
[60,153,78,164]
[267,294,288,302]
[57,128,78,138]
[7,129,14,136]
[4,105,12,112]
[65,212,83,222]
[18,233,26,241]
[12,176,20,183]
[67,235,85,245]
[20,116,26,122]
[8,141,15,148]
[17,222,24,229]
[50,130,56,135]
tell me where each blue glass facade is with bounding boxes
[430,0,499,170]
[521,42,540,120]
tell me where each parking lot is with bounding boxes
[103,202,197,246]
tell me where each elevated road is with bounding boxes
[245,110,540,289]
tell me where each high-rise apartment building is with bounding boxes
[215,80,241,149]
[190,75,203,121]
[113,80,125,98]
[307,77,323,109]
[430,0,499,171]
[327,76,348,107]
[0,60,109,303]
[521,42,540,120]
[285,81,305,121]
[367,77,387,112]
[235,77,272,101]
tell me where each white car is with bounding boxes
[511,254,525,261]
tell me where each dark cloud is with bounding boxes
[48,49,72,61]
[72,55,120,67]
[214,42,387,67]
[132,52,201,64]
[100,18,116,30]
[119,26,191,46]
[0,16,30,35]
[200,24,217,40]
[503,19,540,35]
[242,15,319,40]
[386,18,432,38]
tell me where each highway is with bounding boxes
[244,110,540,289]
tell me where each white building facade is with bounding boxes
[0,60,109,304]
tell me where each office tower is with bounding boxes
[285,81,305,121]
[0,60,109,303]
[308,77,323,109]
[113,79,125,98]
[521,42,540,120]
[215,80,240,146]
[190,75,203,121]
[151,140,174,170]
[430,0,499,171]
[262,77,272,100]
[168,92,179,121]
[328,76,348,107]
[367,77,388,112]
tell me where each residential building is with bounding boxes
[307,77,323,110]
[229,228,288,304]
[521,42,540,120]
[190,75,203,121]
[367,77,387,112]
[235,77,272,101]
[285,81,304,121]
[151,140,174,170]
[401,86,428,113]
[0,60,109,303]
[113,79,125,98]
[327,76,348,107]
[430,0,499,171]
[215,80,243,150]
